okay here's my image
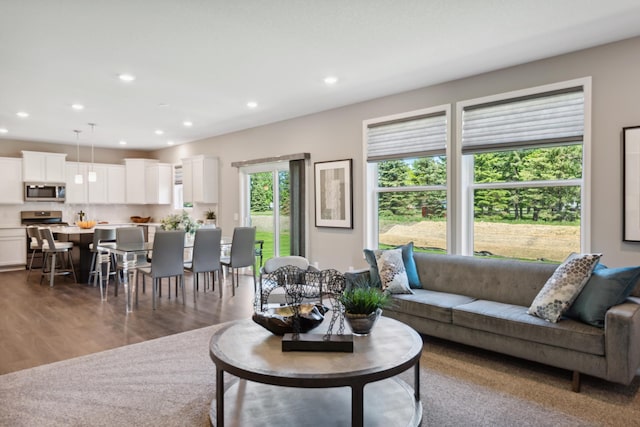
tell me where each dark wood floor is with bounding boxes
[0,268,256,375]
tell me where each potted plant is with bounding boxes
[160,210,199,236]
[204,209,216,226]
[338,285,389,335]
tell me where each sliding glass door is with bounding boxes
[245,164,291,263]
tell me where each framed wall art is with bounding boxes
[623,126,640,241]
[314,159,353,229]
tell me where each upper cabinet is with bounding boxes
[22,151,66,183]
[0,157,24,204]
[65,163,88,203]
[65,162,126,204]
[181,155,218,204]
[125,159,171,205]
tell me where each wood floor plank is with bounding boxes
[0,269,256,374]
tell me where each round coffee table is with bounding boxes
[209,316,423,427]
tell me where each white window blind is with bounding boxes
[174,165,183,185]
[367,112,447,161]
[462,88,584,153]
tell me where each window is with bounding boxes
[365,106,450,253]
[457,79,590,262]
[173,164,192,210]
[364,78,591,263]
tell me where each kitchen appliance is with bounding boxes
[20,210,68,227]
[24,182,66,202]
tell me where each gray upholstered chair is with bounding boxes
[38,227,76,287]
[137,230,186,309]
[184,227,222,300]
[220,226,257,296]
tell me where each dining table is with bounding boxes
[97,236,232,314]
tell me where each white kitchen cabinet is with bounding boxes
[181,155,218,204]
[146,162,172,204]
[106,164,126,204]
[0,228,27,269]
[87,164,108,204]
[65,163,88,203]
[125,159,152,204]
[22,151,67,183]
[0,157,24,204]
[125,159,171,204]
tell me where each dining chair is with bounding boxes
[87,228,116,287]
[38,227,77,287]
[137,230,186,309]
[220,226,257,296]
[115,226,147,297]
[184,227,222,300]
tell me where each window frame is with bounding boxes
[363,78,592,260]
[363,105,452,250]
[454,77,592,256]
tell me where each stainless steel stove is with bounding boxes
[20,210,68,227]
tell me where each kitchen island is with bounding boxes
[53,224,159,283]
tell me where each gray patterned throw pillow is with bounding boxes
[374,248,413,294]
[527,253,602,323]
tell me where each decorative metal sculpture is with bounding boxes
[321,269,347,339]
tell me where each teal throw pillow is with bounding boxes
[565,265,640,327]
[363,249,382,288]
[400,242,421,289]
[364,242,421,289]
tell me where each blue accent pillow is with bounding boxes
[364,242,421,289]
[565,265,640,327]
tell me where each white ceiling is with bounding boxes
[2,1,640,150]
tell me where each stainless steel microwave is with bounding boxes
[24,183,66,202]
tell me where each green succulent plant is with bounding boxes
[338,286,389,315]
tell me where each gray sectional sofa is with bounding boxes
[348,253,640,391]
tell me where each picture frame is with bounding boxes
[623,126,640,242]
[314,159,353,229]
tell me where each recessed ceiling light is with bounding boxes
[16,111,29,118]
[167,141,174,146]
[0,128,8,134]
[183,121,193,127]
[155,129,164,135]
[71,103,84,110]
[119,140,127,145]
[247,101,258,109]
[324,76,338,85]
[118,73,136,82]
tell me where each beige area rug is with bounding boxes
[1,324,638,426]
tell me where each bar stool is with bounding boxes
[88,228,116,287]
[39,228,77,287]
[26,226,44,279]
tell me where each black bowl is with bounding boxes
[252,303,329,336]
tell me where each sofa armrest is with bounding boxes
[604,299,640,384]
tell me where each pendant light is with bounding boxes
[74,129,83,184]
[87,123,97,182]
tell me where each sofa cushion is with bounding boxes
[387,289,476,323]
[565,265,640,327]
[454,300,604,355]
[413,253,558,306]
[527,252,602,323]
[375,248,412,294]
